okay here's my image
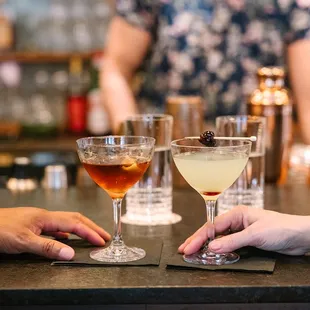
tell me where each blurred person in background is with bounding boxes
[101,0,310,143]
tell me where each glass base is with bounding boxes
[121,212,182,226]
[90,244,146,263]
[183,249,240,266]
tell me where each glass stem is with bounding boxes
[112,198,124,247]
[205,200,216,243]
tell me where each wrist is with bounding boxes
[295,215,310,244]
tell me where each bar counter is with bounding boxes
[1,185,310,308]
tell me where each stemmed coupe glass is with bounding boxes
[77,136,155,263]
[171,137,252,265]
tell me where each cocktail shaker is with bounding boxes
[166,96,204,187]
[247,67,292,184]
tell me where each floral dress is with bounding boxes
[116,0,310,119]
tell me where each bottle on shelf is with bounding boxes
[22,70,58,138]
[0,61,22,140]
[67,56,87,135]
[87,52,110,135]
[51,70,69,134]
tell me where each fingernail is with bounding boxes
[59,247,74,260]
[183,245,189,254]
[209,240,221,251]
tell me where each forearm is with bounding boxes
[295,100,310,144]
[293,215,310,252]
[288,41,310,145]
[101,58,138,134]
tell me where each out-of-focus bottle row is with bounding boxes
[0,53,110,140]
[0,0,111,53]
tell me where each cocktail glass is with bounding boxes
[76,136,155,262]
[171,138,251,265]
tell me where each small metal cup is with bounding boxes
[42,165,68,189]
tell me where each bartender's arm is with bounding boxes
[0,207,110,260]
[288,40,310,144]
[101,16,151,133]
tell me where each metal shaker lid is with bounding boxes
[249,67,290,106]
[257,67,285,78]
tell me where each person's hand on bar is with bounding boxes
[179,206,310,256]
[0,207,111,260]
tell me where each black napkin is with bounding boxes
[166,246,276,273]
[52,239,163,267]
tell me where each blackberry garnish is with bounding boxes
[199,131,216,147]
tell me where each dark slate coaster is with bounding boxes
[165,246,276,273]
[52,239,163,267]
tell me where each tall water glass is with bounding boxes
[121,114,182,226]
[216,116,266,214]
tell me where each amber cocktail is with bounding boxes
[83,161,150,199]
[77,136,155,263]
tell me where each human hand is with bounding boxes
[0,207,111,260]
[179,206,310,256]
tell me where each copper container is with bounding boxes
[166,96,204,187]
[247,67,292,184]
[166,96,203,139]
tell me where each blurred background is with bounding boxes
[0,0,309,191]
[0,0,113,189]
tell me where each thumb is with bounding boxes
[208,230,251,253]
[27,234,75,260]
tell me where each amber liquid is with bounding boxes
[83,161,150,199]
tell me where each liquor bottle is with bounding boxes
[0,62,22,140]
[23,70,58,138]
[86,52,110,135]
[67,57,87,134]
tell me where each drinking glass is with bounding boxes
[216,116,266,213]
[76,136,155,262]
[121,114,181,226]
[171,138,251,265]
